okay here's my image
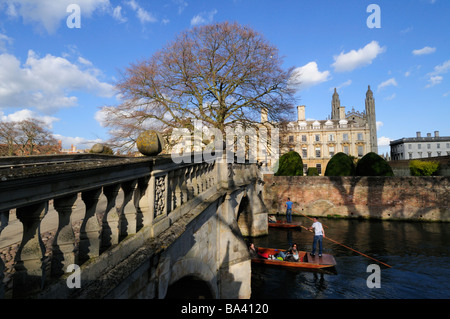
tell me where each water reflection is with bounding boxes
[250,217,450,299]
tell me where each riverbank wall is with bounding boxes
[263,175,450,222]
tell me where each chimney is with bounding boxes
[416,131,421,138]
[339,106,346,120]
[435,131,440,137]
[297,105,305,121]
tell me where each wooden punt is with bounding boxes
[268,220,302,229]
[251,247,337,270]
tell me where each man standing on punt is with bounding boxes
[309,217,325,257]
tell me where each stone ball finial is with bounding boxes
[90,143,105,153]
[136,130,165,156]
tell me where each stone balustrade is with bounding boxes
[0,153,253,298]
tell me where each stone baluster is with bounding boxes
[184,167,192,200]
[118,179,138,240]
[51,194,77,278]
[13,202,48,298]
[181,168,189,203]
[79,188,102,264]
[134,176,150,229]
[101,184,121,252]
[0,210,10,299]
[173,171,180,212]
[193,165,199,196]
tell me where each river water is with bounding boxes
[250,217,450,299]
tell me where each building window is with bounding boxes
[315,147,321,158]
[447,143,450,148]
[302,135,307,142]
[343,133,349,141]
[329,134,334,141]
[418,152,422,158]
[316,164,322,175]
[428,152,432,157]
[315,134,320,142]
[437,152,441,157]
[357,145,364,157]
[408,144,412,150]
[302,147,307,158]
[303,164,308,175]
[329,146,335,157]
[427,144,431,149]
[343,145,349,155]
[418,144,421,149]
[289,135,294,143]
[357,133,363,141]
[437,143,440,149]
[409,153,413,159]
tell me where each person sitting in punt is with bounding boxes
[275,243,299,262]
[248,242,268,259]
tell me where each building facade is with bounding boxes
[280,86,378,175]
[390,131,450,161]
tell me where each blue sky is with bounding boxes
[0,0,449,155]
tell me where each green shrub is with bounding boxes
[307,167,319,176]
[324,152,356,176]
[274,151,303,176]
[409,160,440,176]
[355,152,394,176]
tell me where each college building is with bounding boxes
[276,86,378,175]
[390,131,450,161]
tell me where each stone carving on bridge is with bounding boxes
[154,175,166,218]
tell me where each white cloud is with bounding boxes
[126,0,157,24]
[378,136,391,147]
[426,75,443,88]
[429,60,450,76]
[289,62,331,91]
[53,134,103,150]
[0,50,115,113]
[191,9,218,26]
[426,60,450,88]
[78,56,93,66]
[112,5,127,23]
[412,46,436,56]
[174,0,188,14]
[384,93,396,101]
[376,121,383,130]
[1,109,59,129]
[0,33,13,52]
[0,0,111,34]
[377,78,398,91]
[332,41,386,72]
[332,79,352,91]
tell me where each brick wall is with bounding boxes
[263,175,450,222]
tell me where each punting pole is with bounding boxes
[300,225,392,268]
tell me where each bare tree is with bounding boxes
[16,119,58,155]
[100,21,296,152]
[0,121,20,156]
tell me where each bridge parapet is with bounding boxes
[0,154,226,298]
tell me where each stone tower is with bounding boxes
[365,85,378,153]
[331,88,341,120]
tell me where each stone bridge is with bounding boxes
[0,153,268,299]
